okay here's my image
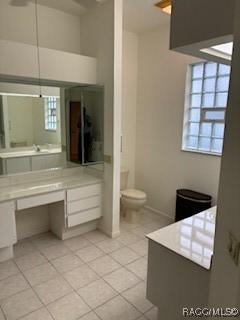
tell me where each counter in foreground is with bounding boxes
[146,207,217,320]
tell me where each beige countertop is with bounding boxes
[0,170,102,202]
[0,148,62,159]
[147,206,217,270]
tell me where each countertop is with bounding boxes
[0,172,102,202]
[147,207,217,270]
[0,148,62,159]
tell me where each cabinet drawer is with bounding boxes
[67,184,101,202]
[67,196,101,215]
[17,191,65,210]
[67,207,102,228]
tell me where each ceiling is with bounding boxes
[123,0,170,34]
[9,0,170,33]
[9,0,105,16]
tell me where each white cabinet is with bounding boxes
[31,154,63,171]
[17,191,65,210]
[6,157,31,174]
[1,153,63,175]
[0,201,17,248]
[66,184,102,228]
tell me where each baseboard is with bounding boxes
[144,205,174,222]
[98,225,120,239]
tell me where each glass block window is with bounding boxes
[44,97,57,131]
[183,62,231,155]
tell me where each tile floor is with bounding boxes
[0,210,170,320]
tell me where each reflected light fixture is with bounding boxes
[200,42,233,61]
[155,0,172,14]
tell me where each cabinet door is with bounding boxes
[6,157,31,174]
[31,154,62,171]
[0,202,16,248]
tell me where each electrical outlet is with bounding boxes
[228,232,240,266]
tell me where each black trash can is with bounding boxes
[175,189,212,222]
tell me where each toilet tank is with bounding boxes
[120,168,129,190]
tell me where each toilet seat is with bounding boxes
[121,189,147,200]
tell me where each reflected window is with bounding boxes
[183,61,231,155]
[45,97,57,131]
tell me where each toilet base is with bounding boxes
[123,209,143,224]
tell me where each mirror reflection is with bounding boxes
[0,82,104,176]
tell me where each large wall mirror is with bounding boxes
[0,82,104,176]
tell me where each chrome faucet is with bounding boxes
[33,144,41,152]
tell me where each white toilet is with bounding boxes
[120,168,147,223]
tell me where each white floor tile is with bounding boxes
[40,244,70,261]
[0,308,5,320]
[0,260,19,281]
[15,252,47,271]
[95,295,140,320]
[20,308,53,320]
[51,254,84,273]
[88,255,121,277]
[96,239,123,254]
[0,289,42,320]
[47,292,90,320]
[13,241,37,258]
[145,307,158,320]
[63,265,99,290]
[63,236,91,252]
[129,240,148,257]
[79,312,100,320]
[23,263,58,286]
[31,233,61,250]
[126,258,148,280]
[103,268,141,293]
[110,247,140,265]
[0,274,29,300]
[131,227,151,238]
[83,231,109,244]
[76,245,104,263]
[122,282,153,313]
[116,232,141,246]
[78,279,117,309]
[34,277,73,305]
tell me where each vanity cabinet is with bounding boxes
[66,184,102,228]
[0,153,63,175]
[31,154,63,171]
[0,201,17,248]
[3,157,31,174]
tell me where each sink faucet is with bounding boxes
[33,144,41,152]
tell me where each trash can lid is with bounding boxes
[177,189,212,202]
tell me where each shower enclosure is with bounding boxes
[66,85,104,166]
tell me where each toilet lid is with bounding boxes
[121,189,147,200]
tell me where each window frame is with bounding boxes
[182,61,230,156]
[44,96,57,132]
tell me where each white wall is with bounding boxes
[7,96,34,146]
[0,0,81,54]
[135,24,221,218]
[80,0,123,237]
[121,31,138,188]
[4,96,61,147]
